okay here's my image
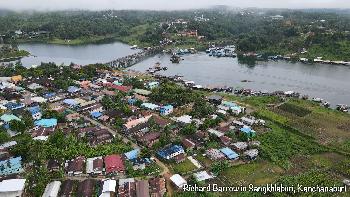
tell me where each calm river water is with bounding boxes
[130,53,350,107]
[14,42,350,106]
[18,42,139,67]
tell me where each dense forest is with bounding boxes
[1,8,350,60]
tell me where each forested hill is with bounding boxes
[1,8,350,60]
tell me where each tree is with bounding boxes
[211,160,229,175]
[42,110,65,123]
[48,130,66,149]
[190,98,215,118]
[123,77,144,89]
[114,117,125,130]
[0,127,10,144]
[101,96,113,110]
[22,111,34,128]
[181,123,197,135]
[9,120,26,134]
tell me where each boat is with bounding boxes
[130,45,138,49]
[170,54,181,63]
[336,104,349,112]
[311,98,323,103]
[322,101,330,108]
[154,62,161,68]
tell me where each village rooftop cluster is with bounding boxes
[0,63,268,196]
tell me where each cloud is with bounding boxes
[0,0,349,11]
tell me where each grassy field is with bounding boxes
[270,99,350,153]
[117,24,152,46]
[170,158,197,174]
[195,154,214,168]
[167,93,350,197]
[219,161,284,186]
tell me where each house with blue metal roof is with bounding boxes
[157,145,185,160]
[4,102,25,110]
[0,114,21,123]
[160,105,173,116]
[128,98,137,106]
[220,101,244,115]
[91,111,102,119]
[28,106,42,120]
[124,149,140,160]
[0,157,24,176]
[67,86,81,94]
[240,126,256,138]
[35,119,57,128]
[222,101,238,108]
[43,92,56,99]
[63,99,79,107]
[220,147,239,160]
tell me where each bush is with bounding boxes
[278,103,311,117]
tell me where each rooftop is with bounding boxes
[0,114,21,122]
[35,118,58,128]
[220,147,239,160]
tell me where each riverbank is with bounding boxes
[16,35,126,46]
[0,50,30,62]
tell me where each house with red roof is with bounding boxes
[103,83,132,93]
[104,154,125,175]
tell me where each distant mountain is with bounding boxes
[0,9,15,16]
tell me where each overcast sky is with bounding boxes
[0,0,349,11]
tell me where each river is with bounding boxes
[18,42,139,67]
[129,53,350,107]
[13,42,350,106]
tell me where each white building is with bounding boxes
[193,171,215,182]
[86,157,103,175]
[0,179,26,197]
[99,179,117,197]
[42,181,61,197]
[170,174,187,189]
[173,115,192,124]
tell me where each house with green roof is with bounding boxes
[0,114,21,124]
[133,89,152,96]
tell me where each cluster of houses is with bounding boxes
[0,176,166,197]
[154,95,266,190]
[40,177,166,197]
[60,148,153,177]
[0,65,269,196]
